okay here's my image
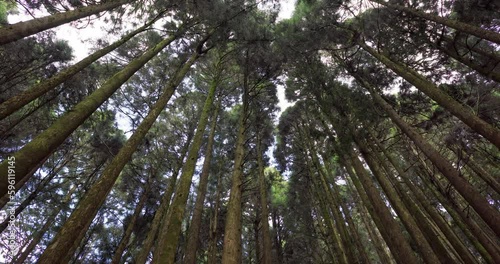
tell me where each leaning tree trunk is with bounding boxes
[358,42,500,149]
[36,47,201,264]
[0,0,130,45]
[376,141,480,264]
[0,32,181,197]
[221,76,249,264]
[0,13,165,120]
[183,100,220,264]
[352,72,500,236]
[111,181,150,264]
[152,65,218,264]
[369,0,500,45]
[342,148,420,264]
[135,133,193,264]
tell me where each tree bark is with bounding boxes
[0,0,130,45]
[256,134,273,264]
[111,181,150,264]
[183,100,220,264]
[36,47,199,263]
[152,62,218,264]
[221,71,249,264]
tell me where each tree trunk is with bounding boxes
[344,149,420,264]
[111,181,150,264]
[359,42,500,148]
[36,47,200,264]
[353,135,443,264]
[12,185,77,263]
[362,80,500,236]
[0,32,181,197]
[183,100,220,264]
[207,161,224,264]
[0,0,130,45]
[375,139,479,264]
[135,133,193,264]
[152,64,218,264]
[256,134,273,264]
[0,13,163,120]
[221,71,249,264]
[369,0,500,45]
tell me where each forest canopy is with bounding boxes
[0,0,498,263]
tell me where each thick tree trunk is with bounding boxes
[256,135,273,264]
[0,32,181,197]
[369,0,500,45]
[183,101,220,264]
[0,0,130,45]
[36,48,199,264]
[359,42,500,148]
[152,65,218,264]
[221,75,249,264]
[111,182,150,264]
[363,82,500,236]
[0,14,163,120]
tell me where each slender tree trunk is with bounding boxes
[305,156,347,264]
[183,101,220,264]
[343,149,420,264]
[221,71,249,264]
[271,210,284,264]
[207,163,223,264]
[369,0,500,45]
[374,139,479,264]
[0,32,182,197]
[256,134,273,264]
[0,13,164,120]
[12,185,77,263]
[152,65,218,264]
[352,134,443,264]
[361,79,500,236]
[36,48,200,263]
[0,0,130,45]
[359,42,500,148]
[111,181,150,264]
[135,134,193,264]
[432,42,500,83]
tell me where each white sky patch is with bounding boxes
[278,0,296,20]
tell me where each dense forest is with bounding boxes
[0,0,499,263]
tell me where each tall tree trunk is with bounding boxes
[343,148,420,264]
[358,42,500,148]
[256,134,273,264]
[183,100,220,264]
[12,184,76,263]
[152,64,218,264]
[111,181,150,264]
[0,13,165,120]
[0,32,182,197]
[360,78,500,236]
[36,47,200,264]
[0,0,130,45]
[135,133,193,264]
[221,72,249,264]
[369,0,500,45]
[352,134,443,264]
[374,139,480,264]
[207,162,223,264]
